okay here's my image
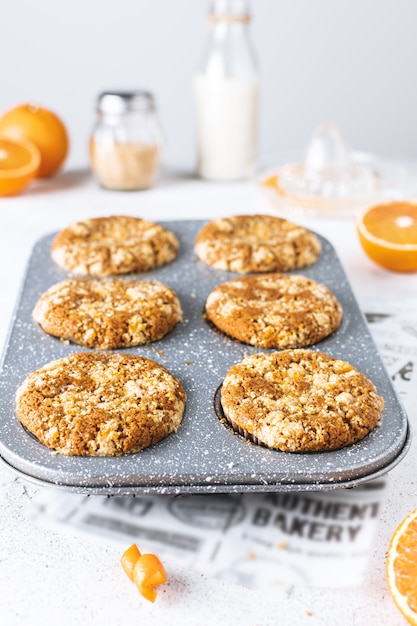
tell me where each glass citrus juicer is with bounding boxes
[259,122,411,217]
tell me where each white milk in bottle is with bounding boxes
[195,0,259,181]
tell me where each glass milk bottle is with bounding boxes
[195,0,259,181]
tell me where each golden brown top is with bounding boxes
[33,277,182,349]
[205,273,342,349]
[51,215,179,276]
[16,352,186,456]
[221,349,383,452]
[194,214,321,273]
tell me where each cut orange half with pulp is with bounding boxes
[0,136,40,197]
[386,508,417,625]
[356,201,417,272]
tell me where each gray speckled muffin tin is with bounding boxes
[0,220,410,494]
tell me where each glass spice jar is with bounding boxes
[89,91,162,191]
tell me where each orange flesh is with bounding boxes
[0,137,40,196]
[394,518,417,610]
[0,141,33,169]
[362,203,417,245]
[357,202,417,272]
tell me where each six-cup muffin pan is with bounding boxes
[0,219,411,494]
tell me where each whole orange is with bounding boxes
[0,104,69,178]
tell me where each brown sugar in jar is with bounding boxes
[89,91,162,191]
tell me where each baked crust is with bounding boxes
[33,277,182,349]
[205,273,342,348]
[16,352,186,456]
[194,214,321,273]
[220,350,383,452]
[51,215,179,275]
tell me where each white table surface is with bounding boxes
[1,168,416,626]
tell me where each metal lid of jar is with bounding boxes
[97,91,155,114]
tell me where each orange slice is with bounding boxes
[356,201,417,272]
[386,508,417,625]
[0,136,40,196]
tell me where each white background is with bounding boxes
[2,0,417,172]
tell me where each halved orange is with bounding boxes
[386,508,417,625]
[0,136,41,197]
[356,201,417,272]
